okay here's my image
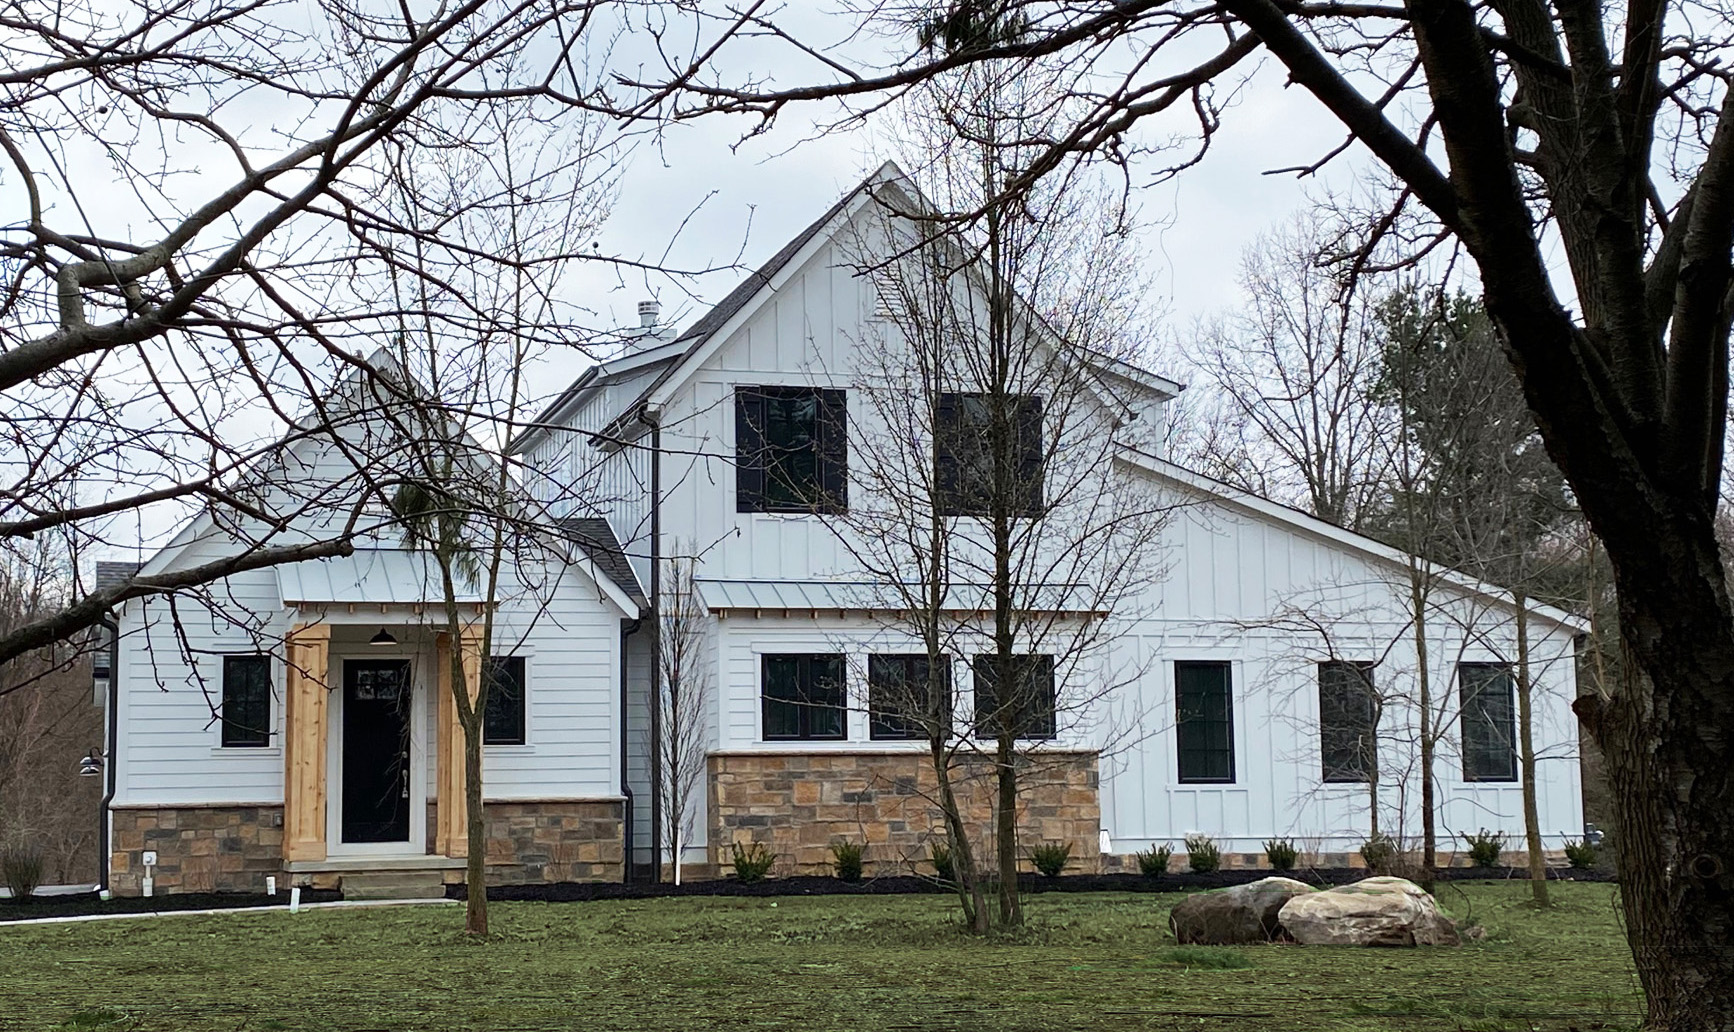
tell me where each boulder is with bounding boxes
[1169,877,1317,944]
[1276,876,1460,946]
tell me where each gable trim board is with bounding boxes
[1114,446,1588,634]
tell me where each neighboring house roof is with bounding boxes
[696,579,1104,616]
[555,517,648,612]
[1115,446,1590,634]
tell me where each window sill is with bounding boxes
[209,746,282,758]
[484,743,536,754]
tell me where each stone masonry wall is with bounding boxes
[708,751,1100,877]
[109,806,285,895]
[481,801,624,884]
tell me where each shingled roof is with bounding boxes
[555,517,648,613]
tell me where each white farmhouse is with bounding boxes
[100,163,1586,895]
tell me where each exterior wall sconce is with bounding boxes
[79,750,104,777]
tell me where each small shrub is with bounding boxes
[1563,837,1599,869]
[1136,844,1173,878]
[1,844,44,902]
[730,841,775,883]
[1360,833,1397,873]
[1464,828,1505,868]
[1183,833,1221,873]
[1263,838,1298,871]
[830,840,863,883]
[1029,841,1072,879]
[929,842,956,883]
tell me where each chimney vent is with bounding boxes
[637,300,661,331]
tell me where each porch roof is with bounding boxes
[276,549,481,606]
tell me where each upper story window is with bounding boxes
[762,653,846,740]
[868,653,951,740]
[483,655,527,746]
[1458,662,1517,782]
[972,653,1056,741]
[221,655,272,748]
[1176,660,1234,783]
[935,392,1044,517]
[1318,660,1376,783]
[735,386,847,514]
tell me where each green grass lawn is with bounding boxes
[0,882,1639,1031]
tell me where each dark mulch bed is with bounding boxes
[0,889,343,924]
[453,865,1614,903]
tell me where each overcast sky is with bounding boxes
[550,54,1368,395]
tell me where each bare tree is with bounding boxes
[1181,214,1393,531]
[0,0,639,670]
[835,59,1169,925]
[629,2,1734,1016]
[656,551,709,886]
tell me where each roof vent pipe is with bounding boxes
[637,300,660,331]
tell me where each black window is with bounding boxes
[221,655,272,747]
[1459,662,1517,782]
[762,654,846,740]
[935,392,1044,517]
[736,386,847,513]
[483,656,527,745]
[1176,661,1234,783]
[1319,661,1377,783]
[972,654,1056,741]
[868,654,951,740]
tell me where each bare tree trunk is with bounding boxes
[1409,562,1436,889]
[1514,595,1548,906]
[930,744,989,934]
[463,715,488,934]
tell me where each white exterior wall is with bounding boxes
[1096,476,1584,854]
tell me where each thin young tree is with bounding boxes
[657,551,710,886]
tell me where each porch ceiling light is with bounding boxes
[369,627,398,647]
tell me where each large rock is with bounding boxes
[1277,876,1460,946]
[1169,877,1317,944]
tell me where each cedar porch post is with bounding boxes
[283,622,332,862]
[435,629,484,857]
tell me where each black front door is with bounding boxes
[341,660,413,844]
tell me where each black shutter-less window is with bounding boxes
[1015,395,1045,514]
[1459,663,1518,781]
[736,388,766,512]
[935,393,962,514]
[1319,661,1377,782]
[1176,661,1235,783]
[483,656,527,745]
[221,655,272,748]
[818,388,848,512]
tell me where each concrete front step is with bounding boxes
[341,871,449,901]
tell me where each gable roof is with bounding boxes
[1115,446,1589,633]
[555,517,648,613]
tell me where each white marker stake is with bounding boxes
[289,887,301,914]
[141,876,153,898]
[266,876,277,896]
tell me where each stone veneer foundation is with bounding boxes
[110,806,287,895]
[479,801,625,884]
[708,750,1101,876]
[110,801,624,895]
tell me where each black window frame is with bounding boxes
[1318,660,1377,783]
[220,654,272,748]
[761,653,847,741]
[1175,660,1235,784]
[735,386,848,514]
[971,654,1057,741]
[935,392,1045,517]
[868,654,951,740]
[483,655,528,746]
[1458,662,1518,782]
